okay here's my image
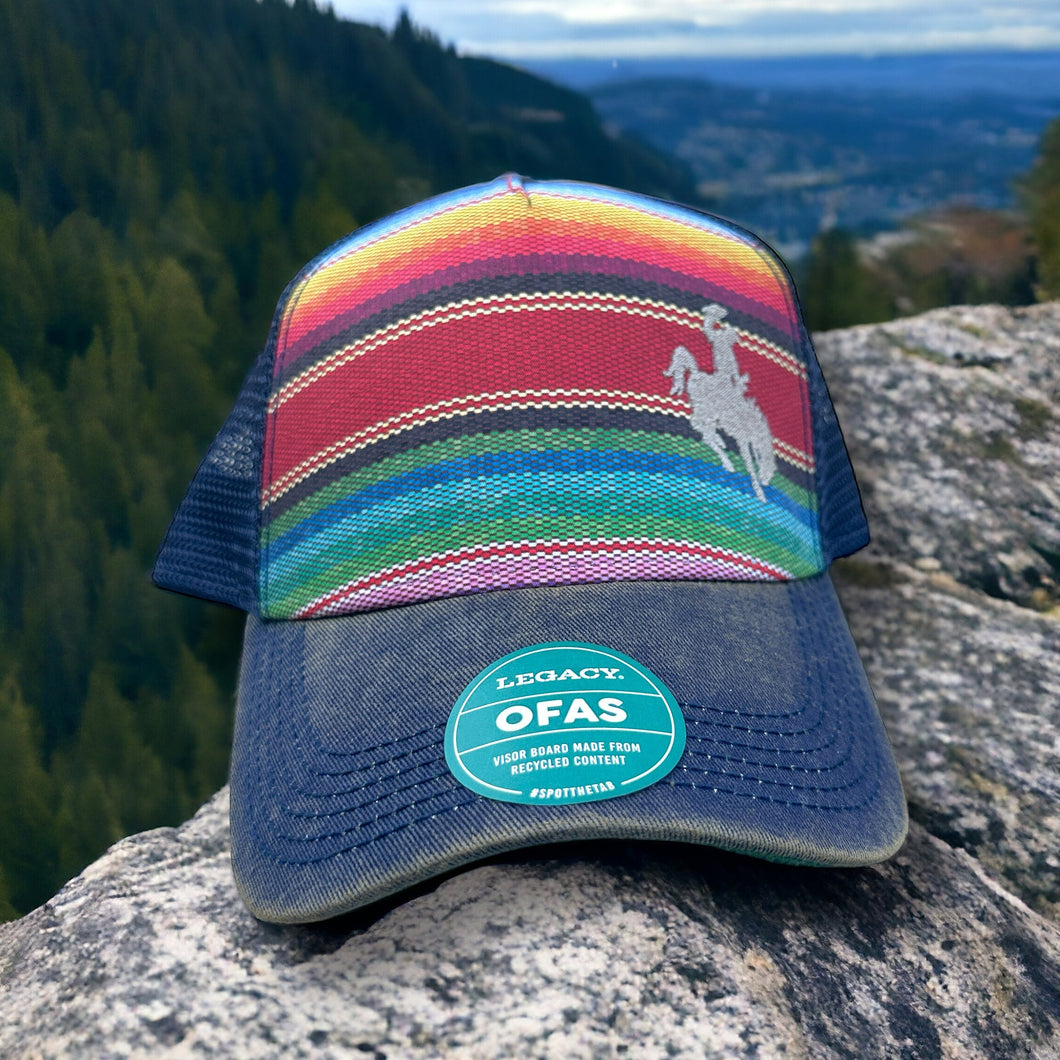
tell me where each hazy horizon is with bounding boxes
[331,1,1060,62]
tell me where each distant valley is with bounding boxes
[588,76,1057,258]
[520,52,1060,259]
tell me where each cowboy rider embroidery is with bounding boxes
[664,304,776,502]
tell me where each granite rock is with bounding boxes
[2,790,1060,1058]
[2,303,1059,1058]
[819,302,1060,922]
[818,302,1060,612]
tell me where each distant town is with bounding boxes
[527,52,1060,260]
[590,77,1054,259]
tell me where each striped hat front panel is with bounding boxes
[259,178,822,620]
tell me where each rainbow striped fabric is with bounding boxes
[259,176,823,620]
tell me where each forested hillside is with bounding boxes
[0,0,698,919]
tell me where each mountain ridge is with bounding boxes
[523,49,1060,99]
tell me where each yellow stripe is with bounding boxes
[282,190,787,336]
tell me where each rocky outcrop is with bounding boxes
[2,303,1059,1058]
[821,303,1060,924]
[824,303,1060,613]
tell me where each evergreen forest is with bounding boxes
[0,0,697,920]
[1,0,1058,921]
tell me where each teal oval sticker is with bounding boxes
[444,642,686,806]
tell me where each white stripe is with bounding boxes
[270,292,810,413]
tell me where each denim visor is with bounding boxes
[230,576,907,923]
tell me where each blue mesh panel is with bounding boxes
[803,328,870,562]
[152,346,271,613]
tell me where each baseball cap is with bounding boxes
[154,174,907,924]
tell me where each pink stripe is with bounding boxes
[300,550,780,618]
[295,537,786,617]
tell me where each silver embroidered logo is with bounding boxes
[664,304,775,502]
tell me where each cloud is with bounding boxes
[331,0,1060,58]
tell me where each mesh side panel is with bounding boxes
[803,330,870,562]
[152,346,271,613]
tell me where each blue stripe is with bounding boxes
[268,448,817,564]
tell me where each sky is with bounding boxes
[329,0,1060,60]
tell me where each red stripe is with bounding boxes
[265,306,811,486]
[272,291,701,409]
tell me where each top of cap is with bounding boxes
[153,175,868,618]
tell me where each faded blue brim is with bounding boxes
[231,576,907,923]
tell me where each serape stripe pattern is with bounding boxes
[259,176,823,619]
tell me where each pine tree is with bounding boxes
[1023,116,1060,299]
[0,672,57,914]
[799,229,893,331]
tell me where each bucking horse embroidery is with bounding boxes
[664,304,776,502]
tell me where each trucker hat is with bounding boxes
[154,174,907,923]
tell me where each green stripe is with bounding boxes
[275,476,812,581]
